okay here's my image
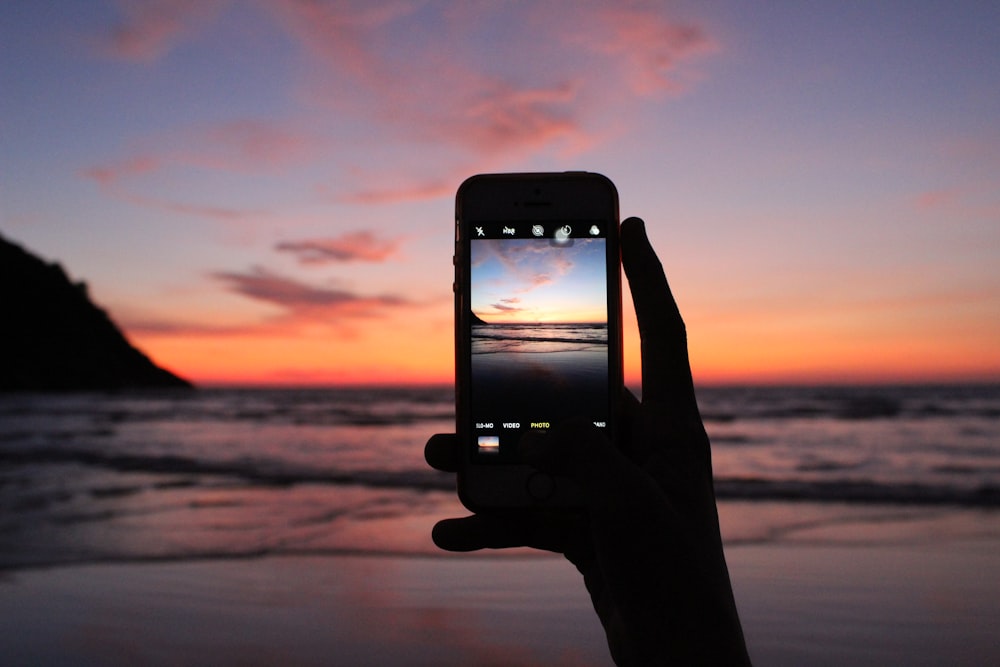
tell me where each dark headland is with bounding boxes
[1,233,192,391]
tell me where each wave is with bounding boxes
[472,323,607,347]
[698,384,1000,422]
[0,395,455,428]
[714,477,1000,507]
[472,332,607,346]
[0,447,453,493]
[4,446,998,508]
[3,385,995,426]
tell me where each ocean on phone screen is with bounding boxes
[471,323,609,354]
[470,322,609,419]
[1,384,998,570]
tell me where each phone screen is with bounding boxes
[467,221,612,461]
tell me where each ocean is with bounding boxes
[471,322,610,437]
[1,384,998,571]
[471,323,609,354]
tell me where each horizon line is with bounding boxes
[185,377,1000,391]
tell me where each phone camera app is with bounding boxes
[469,231,609,461]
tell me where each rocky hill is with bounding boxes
[0,233,192,391]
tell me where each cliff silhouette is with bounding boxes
[1,233,192,391]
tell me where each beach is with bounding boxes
[470,322,610,427]
[2,502,998,666]
[2,385,998,664]
[729,505,1000,666]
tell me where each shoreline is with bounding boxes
[2,526,998,666]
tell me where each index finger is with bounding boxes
[620,217,697,409]
[425,433,459,472]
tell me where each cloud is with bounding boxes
[914,188,960,211]
[81,159,266,222]
[333,178,454,205]
[121,318,253,337]
[187,120,322,172]
[267,2,714,203]
[85,119,321,180]
[490,297,524,313]
[81,118,321,219]
[212,266,412,320]
[267,1,593,161]
[103,0,228,61]
[490,241,574,294]
[92,1,717,206]
[527,274,554,289]
[430,79,586,156]
[275,231,400,264]
[265,0,415,83]
[128,194,263,222]
[573,5,717,95]
[81,154,161,187]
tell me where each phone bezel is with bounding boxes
[454,172,623,510]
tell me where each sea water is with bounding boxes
[1,384,997,570]
[471,323,608,420]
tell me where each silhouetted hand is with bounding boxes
[425,217,751,666]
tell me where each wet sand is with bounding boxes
[1,555,607,666]
[2,516,998,666]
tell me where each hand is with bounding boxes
[425,217,751,666]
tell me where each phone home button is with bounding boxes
[526,472,555,501]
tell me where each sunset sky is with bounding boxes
[2,1,998,386]
[471,238,607,324]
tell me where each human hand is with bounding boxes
[425,217,750,665]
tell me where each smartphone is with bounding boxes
[454,172,623,510]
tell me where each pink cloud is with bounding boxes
[261,2,714,200]
[184,120,322,172]
[915,188,960,211]
[212,266,412,320]
[128,194,262,222]
[333,178,454,205]
[84,119,321,181]
[265,0,415,82]
[92,2,717,207]
[267,1,594,161]
[528,274,553,289]
[80,118,321,219]
[80,159,266,222]
[432,79,586,156]
[80,154,161,187]
[577,6,717,95]
[103,0,228,61]
[275,231,400,264]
